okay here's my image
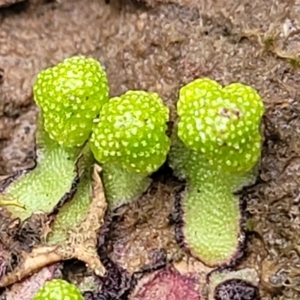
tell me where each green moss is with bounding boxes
[289,58,300,69]
[264,36,275,49]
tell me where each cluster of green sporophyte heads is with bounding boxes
[6,56,266,299]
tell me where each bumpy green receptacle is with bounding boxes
[90,90,170,209]
[171,78,264,267]
[33,279,84,300]
[177,78,264,174]
[33,56,109,147]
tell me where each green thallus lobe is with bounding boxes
[0,115,95,246]
[0,116,79,221]
[170,78,264,267]
[90,90,170,209]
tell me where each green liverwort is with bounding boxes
[90,90,170,209]
[170,78,264,266]
[33,56,109,147]
[175,78,264,177]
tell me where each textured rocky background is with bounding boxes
[1,0,300,299]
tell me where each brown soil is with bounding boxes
[1,0,300,299]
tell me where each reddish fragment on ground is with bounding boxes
[129,265,201,300]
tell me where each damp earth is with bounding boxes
[1,0,300,299]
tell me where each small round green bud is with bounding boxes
[90,90,170,174]
[33,56,109,147]
[33,279,84,300]
[177,78,264,173]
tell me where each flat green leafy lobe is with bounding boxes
[46,147,94,244]
[33,279,84,300]
[1,118,78,221]
[177,78,264,173]
[182,179,241,267]
[90,90,170,174]
[33,56,109,147]
[100,162,151,209]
